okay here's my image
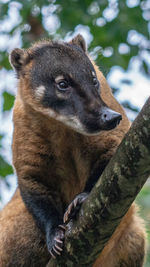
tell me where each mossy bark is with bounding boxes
[47,97,150,267]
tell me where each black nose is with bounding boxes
[102,108,122,130]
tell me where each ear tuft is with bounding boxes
[71,34,86,52]
[9,48,26,73]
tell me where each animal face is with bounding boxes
[10,35,122,135]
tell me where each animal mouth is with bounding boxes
[104,115,122,131]
[82,114,122,135]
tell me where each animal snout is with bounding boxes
[101,108,122,130]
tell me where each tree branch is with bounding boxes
[47,97,150,267]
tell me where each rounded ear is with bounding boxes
[9,48,28,74]
[71,34,86,52]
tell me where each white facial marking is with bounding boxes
[59,115,83,129]
[47,109,57,118]
[92,71,96,77]
[35,85,46,100]
[45,109,86,134]
[44,109,101,136]
[59,115,86,134]
[55,75,65,83]
[56,90,69,99]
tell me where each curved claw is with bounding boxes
[63,193,88,224]
[54,237,63,243]
[50,250,56,259]
[49,225,66,259]
[73,197,78,207]
[55,244,63,251]
[58,224,66,231]
[53,246,61,255]
[50,237,64,258]
[64,206,72,223]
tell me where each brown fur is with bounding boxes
[0,41,146,266]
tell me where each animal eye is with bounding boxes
[57,80,69,91]
[93,77,99,88]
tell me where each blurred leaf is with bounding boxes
[143,61,149,75]
[1,53,12,70]
[112,87,120,95]
[0,156,13,177]
[3,92,15,111]
[122,100,139,113]
[0,135,3,149]
[0,3,9,19]
[121,79,133,85]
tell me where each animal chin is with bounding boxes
[83,120,120,136]
[101,121,120,131]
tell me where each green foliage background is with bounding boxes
[0,0,150,265]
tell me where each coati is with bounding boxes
[0,35,146,267]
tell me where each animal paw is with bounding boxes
[64,192,88,224]
[49,225,66,259]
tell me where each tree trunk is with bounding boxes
[47,97,150,267]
